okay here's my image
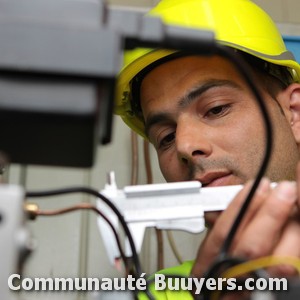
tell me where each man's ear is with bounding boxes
[288,83,300,144]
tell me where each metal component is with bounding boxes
[97,179,242,264]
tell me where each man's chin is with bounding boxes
[204,211,222,228]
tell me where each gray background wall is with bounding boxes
[6,1,300,299]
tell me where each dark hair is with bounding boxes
[239,51,294,98]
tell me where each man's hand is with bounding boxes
[191,163,300,279]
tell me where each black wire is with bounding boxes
[215,45,273,256]
[26,187,142,274]
[34,203,128,269]
[199,45,273,299]
[25,187,155,300]
[201,256,270,300]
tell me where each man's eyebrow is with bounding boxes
[145,112,172,138]
[178,79,241,109]
[144,79,241,137]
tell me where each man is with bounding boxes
[115,0,300,297]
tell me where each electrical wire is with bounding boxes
[208,256,300,300]
[166,231,184,264]
[215,45,273,257]
[126,130,140,276]
[197,45,273,300]
[25,186,155,300]
[222,255,300,279]
[0,151,10,184]
[155,228,164,270]
[131,130,139,186]
[27,202,128,269]
[143,138,165,270]
[143,139,153,185]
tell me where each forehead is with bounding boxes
[140,55,247,112]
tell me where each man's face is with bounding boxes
[140,55,299,185]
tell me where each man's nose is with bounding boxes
[175,116,213,165]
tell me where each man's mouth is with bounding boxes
[195,171,234,227]
[196,171,233,187]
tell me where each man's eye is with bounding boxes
[158,132,175,149]
[205,104,230,118]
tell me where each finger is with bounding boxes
[191,179,270,277]
[268,217,300,277]
[231,178,271,235]
[210,178,271,251]
[232,181,297,259]
[207,178,270,232]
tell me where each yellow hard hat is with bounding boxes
[115,0,300,138]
